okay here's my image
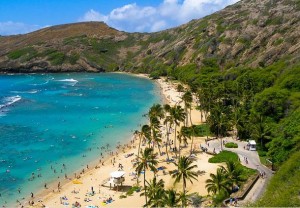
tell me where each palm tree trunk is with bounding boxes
[178,139,181,159]
[168,124,173,151]
[144,167,147,206]
[189,108,194,154]
[165,123,170,160]
[136,134,141,185]
[174,125,177,158]
[157,141,162,156]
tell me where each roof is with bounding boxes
[110,171,125,178]
[249,140,256,145]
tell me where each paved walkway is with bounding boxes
[201,137,274,205]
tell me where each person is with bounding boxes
[229,197,233,205]
[44,183,47,189]
[31,192,34,198]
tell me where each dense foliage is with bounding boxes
[168,61,300,167]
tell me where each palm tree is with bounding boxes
[134,129,142,185]
[141,124,151,147]
[182,91,193,126]
[163,115,173,159]
[171,156,198,193]
[251,113,270,150]
[149,104,164,154]
[170,105,185,157]
[207,103,229,150]
[205,168,230,195]
[164,189,180,207]
[181,126,192,148]
[163,104,173,159]
[148,104,164,120]
[134,148,158,205]
[141,177,166,207]
[219,161,244,190]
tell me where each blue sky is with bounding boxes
[0,0,239,35]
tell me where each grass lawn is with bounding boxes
[208,150,239,163]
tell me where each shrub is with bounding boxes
[119,194,127,199]
[48,51,65,65]
[126,186,141,196]
[212,190,229,205]
[8,47,37,60]
[68,52,80,65]
[208,150,239,163]
[225,142,238,148]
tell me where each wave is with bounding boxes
[0,95,22,109]
[30,80,50,86]
[11,90,38,94]
[57,79,78,82]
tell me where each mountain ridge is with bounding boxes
[0,0,299,73]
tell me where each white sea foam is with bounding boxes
[11,90,38,94]
[30,80,50,86]
[57,79,78,82]
[0,95,22,109]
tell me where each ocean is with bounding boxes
[0,73,162,206]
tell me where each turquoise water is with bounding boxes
[0,73,162,206]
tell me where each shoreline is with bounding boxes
[25,74,213,208]
[16,72,163,207]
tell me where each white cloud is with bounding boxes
[78,0,240,32]
[0,21,41,36]
[78,9,108,22]
[150,20,167,32]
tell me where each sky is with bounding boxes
[0,0,240,36]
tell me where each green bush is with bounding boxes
[208,150,239,163]
[126,186,141,196]
[68,52,80,65]
[212,190,229,205]
[8,47,37,60]
[225,142,238,148]
[119,194,127,199]
[48,51,65,65]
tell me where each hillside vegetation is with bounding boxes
[0,0,299,73]
[254,151,300,206]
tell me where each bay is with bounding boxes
[0,73,162,206]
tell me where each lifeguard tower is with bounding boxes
[109,171,125,191]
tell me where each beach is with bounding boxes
[26,76,219,208]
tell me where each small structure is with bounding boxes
[248,140,256,151]
[109,171,125,191]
